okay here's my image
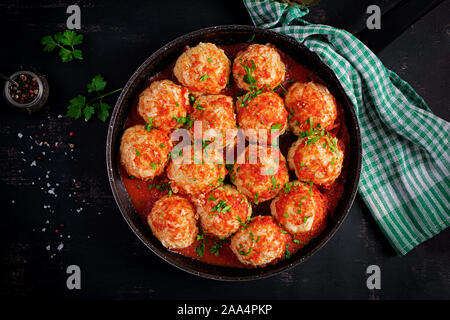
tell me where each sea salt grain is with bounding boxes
[30,160,36,167]
[18,133,23,138]
[57,243,64,251]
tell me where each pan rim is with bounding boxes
[106,24,362,281]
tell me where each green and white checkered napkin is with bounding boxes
[244,0,450,255]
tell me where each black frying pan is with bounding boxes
[106,25,362,281]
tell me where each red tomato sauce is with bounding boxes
[119,43,349,268]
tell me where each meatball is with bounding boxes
[270,181,327,235]
[137,80,189,132]
[232,44,285,91]
[230,216,288,266]
[231,145,289,203]
[173,42,230,95]
[167,144,227,196]
[236,91,287,143]
[189,94,237,149]
[287,132,344,186]
[147,195,198,249]
[285,81,338,135]
[120,125,172,181]
[197,185,252,239]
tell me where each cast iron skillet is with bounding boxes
[106,25,362,281]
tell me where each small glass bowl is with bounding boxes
[3,70,49,114]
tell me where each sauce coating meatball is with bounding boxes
[173,42,230,95]
[287,132,344,186]
[147,195,198,249]
[230,216,288,267]
[189,94,237,149]
[137,80,189,132]
[232,44,285,91]
[231,145,289,203]
[120,125,172,181]
[285,81,338,135]
[167,145,227,196]
[236,91,287,143]
[270,181,327,235]
[197,185,252,239]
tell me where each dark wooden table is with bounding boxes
[1,0,448,300]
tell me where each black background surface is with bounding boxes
[0,0,449,300]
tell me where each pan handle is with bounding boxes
[354,0,444,54]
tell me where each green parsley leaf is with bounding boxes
[87,74,107,93]
[58,47,74,62]
[95,102,112,122]
[41,35,57,52]
[209,241,223,256]
[285,245,291,259]
[66,75,121,122]
[41,30,83,62]
[61,30,83,46]
[66,95,86,119]
[246,34,256,42]
[271,123,282,130]
[83,105,95,121]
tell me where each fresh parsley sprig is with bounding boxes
[41,30,83,62]
[66,74,122,122]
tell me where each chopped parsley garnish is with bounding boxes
[199,75,209,81]
[145,117,158,131]
[304,215,310,223]
[285,245,291,259]
[194,103,205,110]
[208,194,216,201]
[135,148,140,156]
[237,216,251,229]
[173,114,193,129]
[209,241,223,256]
[271,123,282,130]
[207,57,213,63]
[284,182,292,194]
[196,240,205,258]
[246,34,256,43]
[254,193,259,204]
[273,82,288,95]
[196,229,206,258]
[239,246,252,256]
[271,176,278,190]
[240,59,257,85]
[212,200,230,213]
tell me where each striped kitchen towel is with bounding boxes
[243,0,450,255]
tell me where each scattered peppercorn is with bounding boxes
[8,74,39,104]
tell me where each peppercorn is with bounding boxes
[9,73,40,104]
